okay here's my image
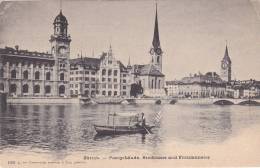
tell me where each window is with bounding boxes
[123,79,126,83]
[91,71,95,75]
[102,84,106,88]
[70,90,73,95]
[59,85,65,95]
[102,78,105,82]
[85,90,89,96]
[113,78,117,82]
[108,78,111,82]
[35,71,40,80]
[114,91,117,96]
[22,84,29,93]
[108,84,112,89]
[23,71,28,79]
[157,56,160,63]
[85,77,89,81]
[108,91,112,96]
[85,71,89,74]
[0,83,4,91]
[60,73,64,81]
[0,69,3,78]
[75,84,78,88]
[85,84,89,88]
[10,84,16,93]
[102,91,106,96]
[46,72,50,80]
[91,78,95,82]
[91,84,95,88]
[108,69,112,76]
[102,69,106,76]
[45,85,51,94]
[114,84,118,89]
[34,85,40,93]
[123,74,126,77]
[123,91,126,96]
[114,70,118,76]
[79,77,82,81]
[123,86,126,89]
[11,70,16,79]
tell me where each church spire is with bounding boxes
[152,3,160,49]
[223,44,231,63]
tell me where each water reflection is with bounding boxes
[0,104,259,156]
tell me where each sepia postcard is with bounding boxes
[0,0,260,167]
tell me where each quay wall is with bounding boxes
[7,97,80,104]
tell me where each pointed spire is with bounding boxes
[223,43,231,63]
[152,3,160,49]
[128,56,131,66]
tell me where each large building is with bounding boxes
[69,46,130,98]
[0,10,71,97]
[166,72,226,98]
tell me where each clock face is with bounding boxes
[155,48,162,55]
[222,62,228,69]
[58,47,66,55]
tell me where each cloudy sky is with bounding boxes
[0,0,260,80]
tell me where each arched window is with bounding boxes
[34,85,40,94]
[22,84,29,93]
[0,83,4,91]
[84,90,89,96]
[46,72,51,81]
[60,73,64,81]
[158,80,161,89]
[23,70,28,79]
[102,69,106,76]
[102,91,106,96]
[151,79,154,89]
[59,85,65,95]
[0,69,4,78]
[35,71,40,80]
[45,85,51,94]
[157,56,160,63]
[10,84,16,93]
[11,70,16,79]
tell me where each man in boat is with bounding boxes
[135,113,146,127]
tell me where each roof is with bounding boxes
[0,46,54,61]
[132,64,164,77]
[70,57,100,70]
[54,10,68,25]
[223,45,231,63]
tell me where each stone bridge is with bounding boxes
[211,98,260,105]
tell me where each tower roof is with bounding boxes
[54,10,68,25]
[223,45,231,63]
[152,4,160,49]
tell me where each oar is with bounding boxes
[143,125,151,134]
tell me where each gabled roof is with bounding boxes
[70,57,100,70]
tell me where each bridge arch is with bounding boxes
[213,100,234,105]
[238,100,260,106]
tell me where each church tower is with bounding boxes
[149,4,163,72]
[49,10,71,96]
[220,45,232,82]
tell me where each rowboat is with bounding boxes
[94,124,154,135]
[94,112,154,135]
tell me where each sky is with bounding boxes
[0,0,260,81]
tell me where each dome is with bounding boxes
[54,10,68,25]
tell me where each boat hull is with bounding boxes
[94,125,154,135]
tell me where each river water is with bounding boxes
[0,103,260,166]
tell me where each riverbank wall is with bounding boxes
[7,97,80,104]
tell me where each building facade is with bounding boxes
[69,46,130,98]
[0,10,71,97]
[166,72,226,98]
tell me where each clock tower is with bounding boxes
[220,45,232,82]
[149,4,163,72]
[49,10,71,96]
